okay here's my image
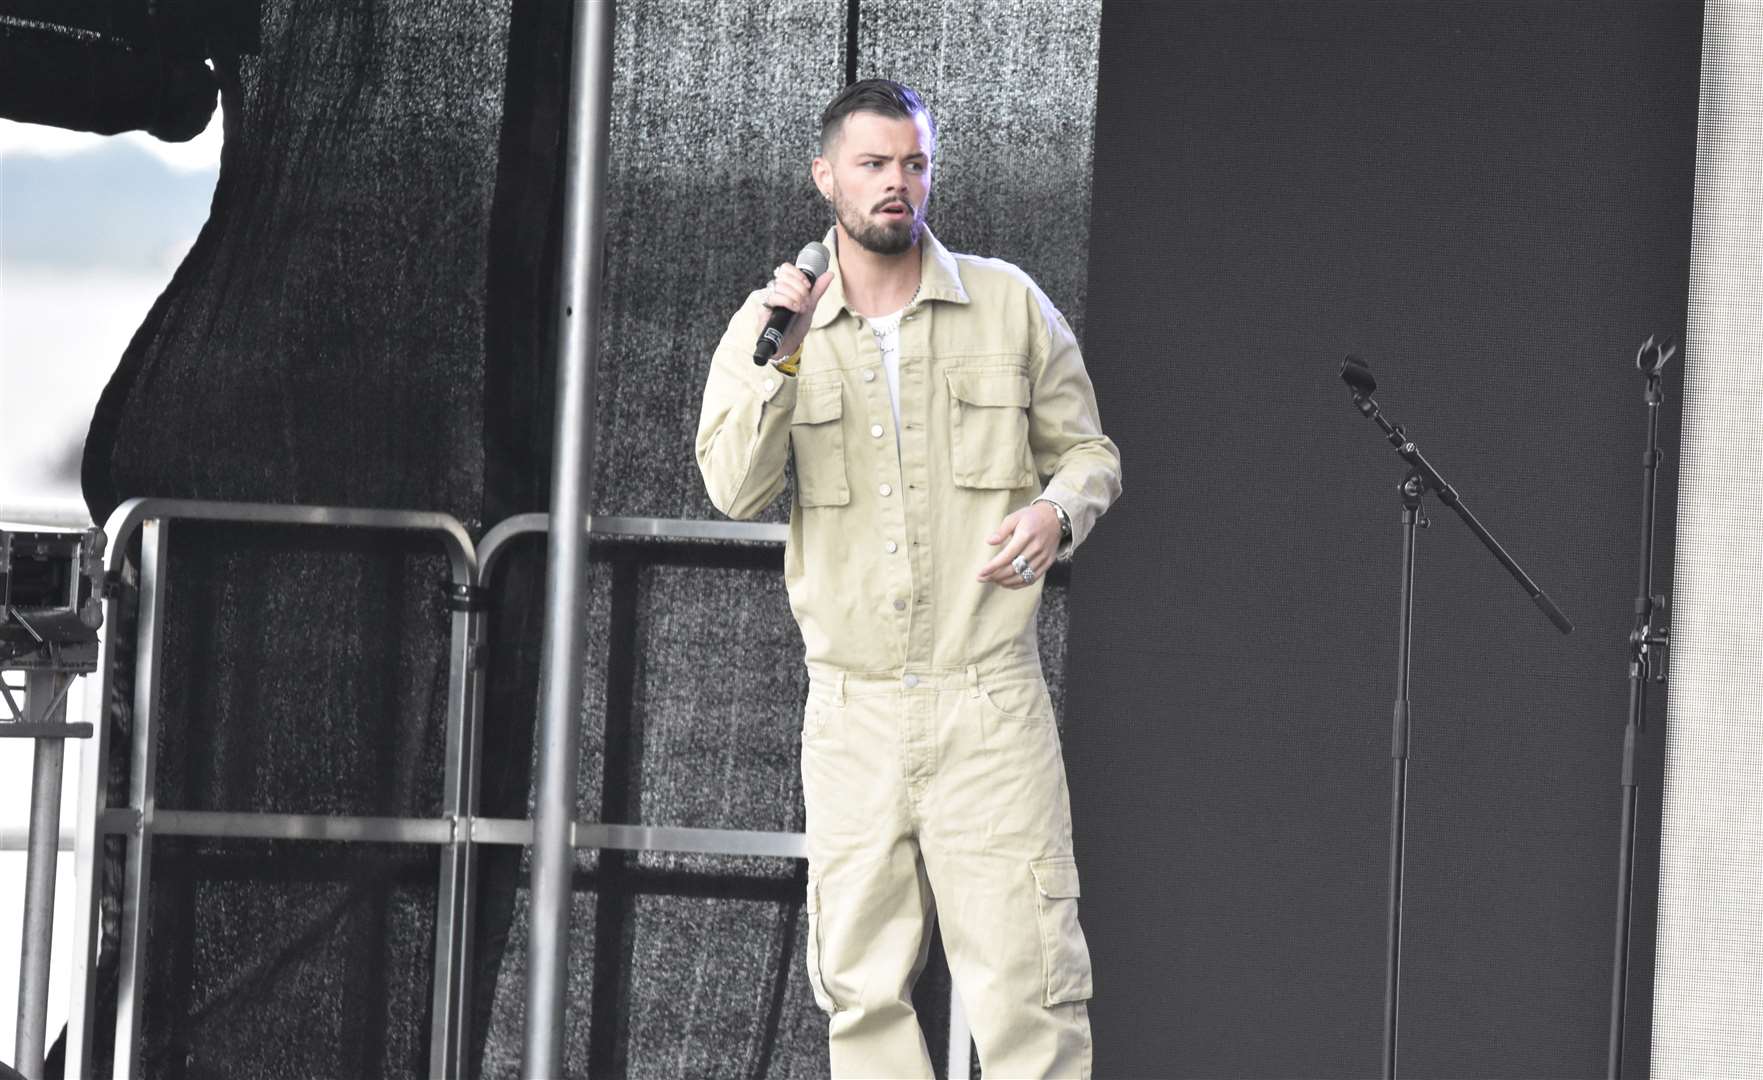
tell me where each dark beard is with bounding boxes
[835,196,924,256]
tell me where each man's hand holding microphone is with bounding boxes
[752,242,834,368]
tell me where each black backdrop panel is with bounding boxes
[1068,4,1699,1077]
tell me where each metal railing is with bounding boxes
[61,498,477,1080]
[49,499,974,1078]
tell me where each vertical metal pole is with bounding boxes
[112,519,170,1080]
[1384,482,1421,1080]
[1608,729,1641,1080]
[430,588,481,1079]
[452,605,489,1070]
[1608,376,1666,1080]
[67,533,130,1079]
[15,670,70,1080]
[522,2,614,1076]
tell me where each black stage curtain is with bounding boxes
[1065,3,1700,1077]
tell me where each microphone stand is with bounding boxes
[1338,357,1574,1080]
[1607,335,1675,1080]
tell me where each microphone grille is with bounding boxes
[1339,354,1377,394]
[795,241,831,277]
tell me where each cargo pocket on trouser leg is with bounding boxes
[1030,855,1095,1006]
[805,870,840,1014]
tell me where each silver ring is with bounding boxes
[1012,555,1035,585]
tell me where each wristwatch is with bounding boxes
[1038,498,1072,545]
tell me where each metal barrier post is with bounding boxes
[66,528,132,1079]
[109,521,169,1080]
[430,580,484,1077]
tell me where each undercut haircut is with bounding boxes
[819,78,937,155]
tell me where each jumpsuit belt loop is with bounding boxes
[834,671,847,706]
[965,664,981,699]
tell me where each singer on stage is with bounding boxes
[695,79,1122,1078]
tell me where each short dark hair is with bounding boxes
[819,79,936,154]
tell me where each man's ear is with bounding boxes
[810,156,832,200]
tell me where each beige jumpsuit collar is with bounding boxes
[808,225,970,332]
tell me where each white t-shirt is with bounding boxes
[868,306,908,435]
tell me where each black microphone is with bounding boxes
[753,242,832,365]
[1340,354,1377,396]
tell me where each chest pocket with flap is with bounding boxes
[946,367,1035,490]
[789,380,850,507]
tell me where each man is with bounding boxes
[695,79,1121,1079]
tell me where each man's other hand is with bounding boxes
[977,502,1060,589]
[757,262,834,362]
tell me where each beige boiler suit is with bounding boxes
[696,227,1122,1079]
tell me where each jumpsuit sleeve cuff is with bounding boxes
[737,354,799,411]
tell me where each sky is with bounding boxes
[0,113,222,520]
[0,115,224,174]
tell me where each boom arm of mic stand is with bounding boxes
[1356,392,1574,635]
